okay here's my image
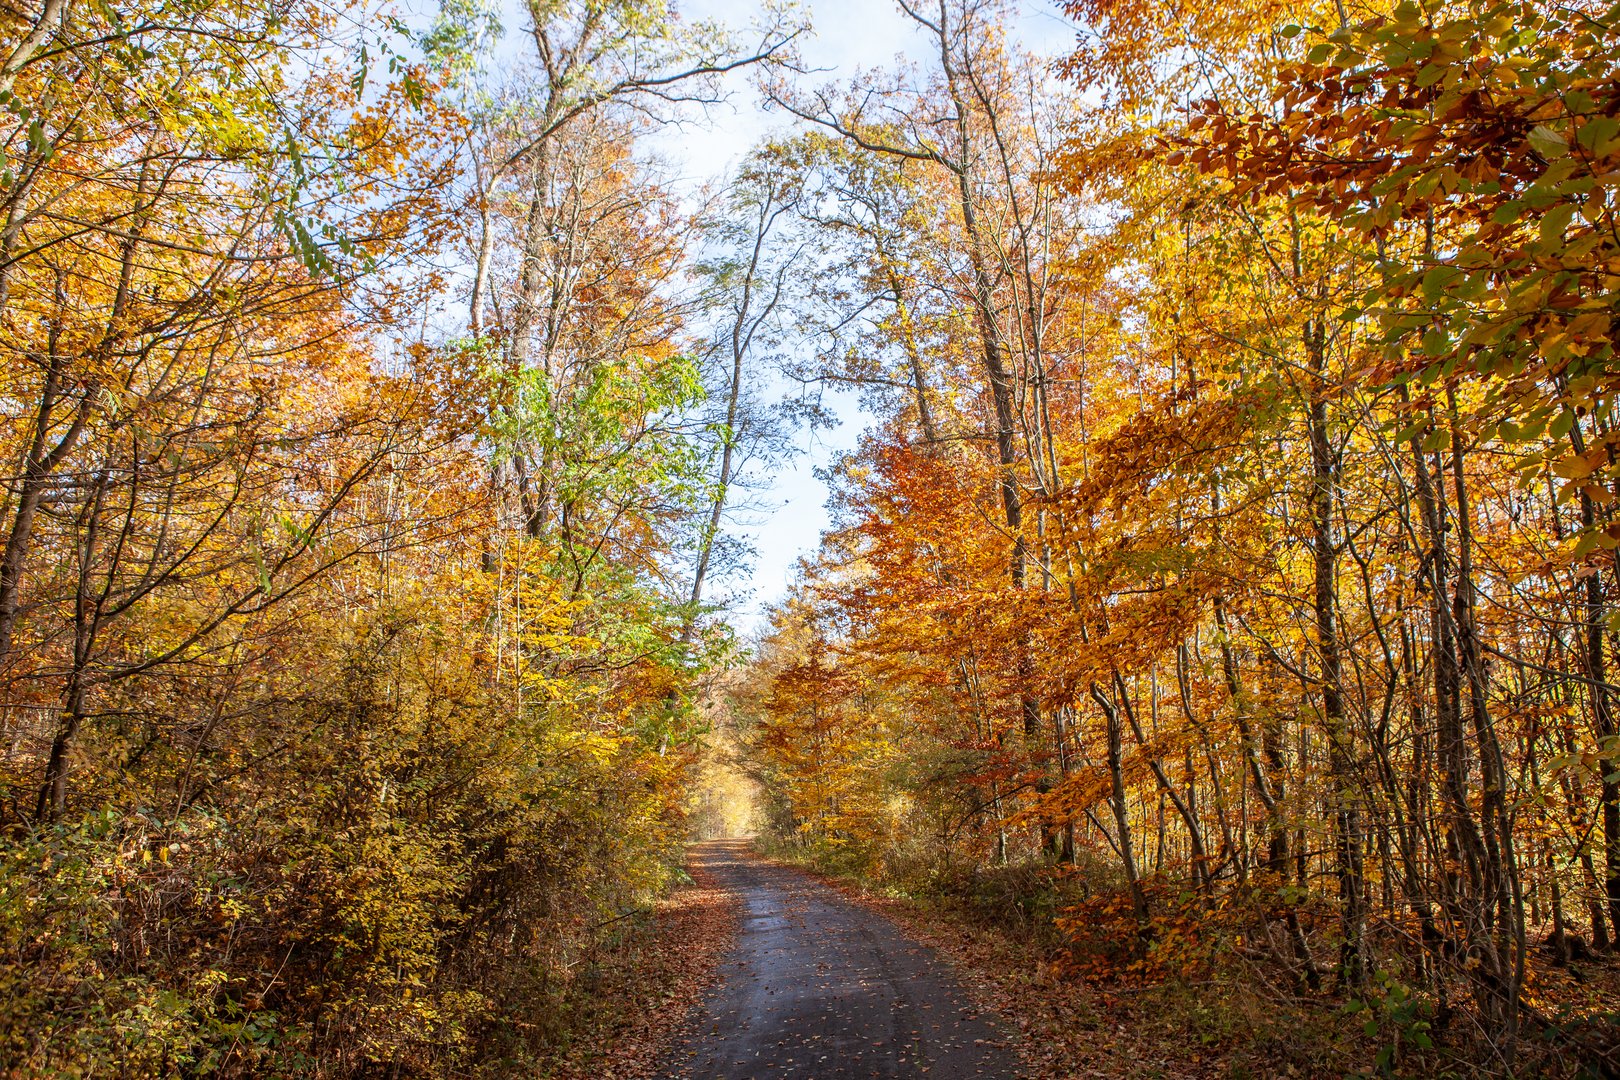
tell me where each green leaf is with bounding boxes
[1540,202,1577,246]
[1528,124,1569,159]
[1421,265,1462,300]
[1578,116,1620,157]
[25,119,50,159]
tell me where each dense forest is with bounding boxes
[2,0,1619,1076]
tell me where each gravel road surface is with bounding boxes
[661,840,1019,1079]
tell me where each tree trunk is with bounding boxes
[1306,316,1365,987]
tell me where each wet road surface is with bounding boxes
[662,840,1020,1079]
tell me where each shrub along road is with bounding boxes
[660,841,1018,1079]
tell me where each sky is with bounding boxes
[486,0,1081,637]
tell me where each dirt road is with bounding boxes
[661,840,1019,1079]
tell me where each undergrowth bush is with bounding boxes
[0,598,696,1078]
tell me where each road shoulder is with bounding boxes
[546,848,742,1080]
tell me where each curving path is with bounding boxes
[661,840,1020,1079]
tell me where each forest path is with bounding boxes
[660,840,1019,1079]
